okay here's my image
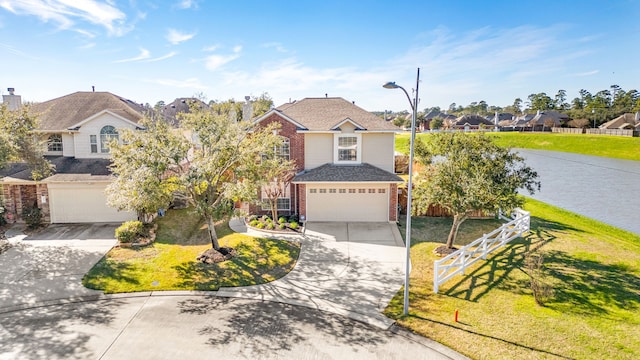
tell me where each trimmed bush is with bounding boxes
[255,222,265,229]
[289,221,299,230]
[266,223,275,230]
[278,223,286,230]
[288,215,299,223]
[278,217,287,224]
[22,207,43,229]
[249,220,259,227]
[115,220,144,243]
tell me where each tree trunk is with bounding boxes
[271,201,278,223]
[446,213,467,248]
[207,216,220,250]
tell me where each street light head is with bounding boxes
[383,81,399,89]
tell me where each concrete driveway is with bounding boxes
[0,223,118,310]
[224,220,406,329]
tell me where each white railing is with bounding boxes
[433,208,530,293]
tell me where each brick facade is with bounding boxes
[1,184,51,223]
[388,183,398,222]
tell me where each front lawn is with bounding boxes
[386,199,640,359]
[83,208,300,293]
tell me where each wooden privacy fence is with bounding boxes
[433,208,530,293]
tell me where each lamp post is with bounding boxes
[383,67,420,316]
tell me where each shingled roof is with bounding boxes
[292,163,403,183]
[274,97,399,131]
[0,156,112,182]
[30,92,148,131]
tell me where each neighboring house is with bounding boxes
[248,97,403,222]
[158,97,210,128]
[445,114,495,131]
[423,109,456,131]
[527,110,569,131]
[1,90,147,224]
[599,112,640,130]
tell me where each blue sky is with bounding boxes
[1,0,638,112]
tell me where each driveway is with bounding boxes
[0,223,118,310]
[223,220,406,329]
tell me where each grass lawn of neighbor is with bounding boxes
[385,198,640,359]
[83,208,300,293]
[396,132,640,161]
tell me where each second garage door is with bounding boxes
[48,182,136,223]
[305,184,389,222]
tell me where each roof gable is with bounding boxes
[31,92,148,131]
[67,109,146,130]
[275,97,399,131]
[253,109,308,130]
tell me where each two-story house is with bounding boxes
[252,97,402,222]
[1,90,143,223]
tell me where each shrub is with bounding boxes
[266,223,275,230]
[249,220,259,227]
[115,220,144,243]
[247,215,257,222]
[260,215,270,222]
[255,222,265,229]
[278,223,286,230]
[278,217,287,224]
[288,214,299,223]
[22,207,43,229]
[289,221,299,230]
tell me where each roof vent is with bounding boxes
[7,88,15,95]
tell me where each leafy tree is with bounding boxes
[0,103,52,180]
[106,118,189,223]
[430,117,444,130]
[554,90,568,110]
[527,93,554,111]
[251,92,274,118]
[413,133,540,252]
[178,106,283,249]
[259,151,296,222]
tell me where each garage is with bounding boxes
[47,182,136,223]
[305,184,389,222]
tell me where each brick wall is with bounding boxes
[298,184,306,221]
[389,183,398,222]
[257,113,305,172]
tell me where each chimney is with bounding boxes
[242,95,253,121]
[2,87,22,110]
[92,86,95,92]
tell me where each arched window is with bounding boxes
[100,125,118,153]
[47,134,63,152]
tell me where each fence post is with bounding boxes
[434,262,439,294]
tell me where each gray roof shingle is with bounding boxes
[31,92,148,131]
[292,163,403,183]
[0,156,112,181]
[275,97,399,131]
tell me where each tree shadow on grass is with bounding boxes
[83,259,141,290]
[176,296,388,356]
[173,239,300,290]
[443,217,572,301]
[543,250,640,316]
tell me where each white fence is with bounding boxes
[433,209,530,293]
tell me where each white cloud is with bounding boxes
[175,0,199,9]
[113,48,150,63]
[166,28,195,45]
[202,45,219,52]
[261,42,288,53]
[204,45,242,71]
[0,0,130,36]
[572,70,599,77]
[144,51,177,62]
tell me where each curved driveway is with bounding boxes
[0,222,468,360]
[517,149,640,235]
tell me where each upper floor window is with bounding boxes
[47,134,63,152]
[100,125,118,153]
[275,137,290,160]
[334,134,361,163]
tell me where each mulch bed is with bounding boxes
[433,245,459,257]
[196,247,237,264]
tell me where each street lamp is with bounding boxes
[383,68,420,316]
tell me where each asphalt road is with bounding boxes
[0,296,462,360]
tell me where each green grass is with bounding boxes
[83,208,300,293]
[396,132,640,161]
[386,199,640,360]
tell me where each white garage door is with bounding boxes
[306,184,389,222]
[48,183,136,223]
